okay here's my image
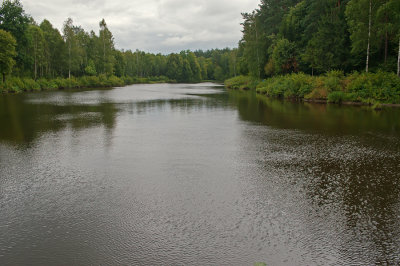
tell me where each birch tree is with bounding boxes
[346,0,379,71]
[99,19,115,75]
[26,25,45,80]
[63,18,74,79]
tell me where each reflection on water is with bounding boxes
[0,84,399,265]
[228,89,400,135]
[0,93,117,145]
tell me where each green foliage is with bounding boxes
[85,60,97,76]
[324,70,345,92]
[22,78,40,91]
[241,12,267,78]
[98,19,115,75]
[347,71,400,103]
[26,25,45,79]
[239,0,399,76]
[225,75,260,90]
[257,73,313,98]
[36,78,57,90]
[327,91,346,103]
[105,75,124,87]
[39,19,65,78]
[0,1,242,89]
[0,0,30,72]
[4,76,24,92]
[0,29,17,82]
[240,71,400,104]
[272,38,298,74]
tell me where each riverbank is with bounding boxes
[0,75,174,94]
[225,72,400,108]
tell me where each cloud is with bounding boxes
[21,0,259,53]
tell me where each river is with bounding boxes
[1,83,400,265]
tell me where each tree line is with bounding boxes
[1,0,399,92]
[237,0,400,78]
[0,0,239,85]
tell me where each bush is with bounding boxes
[98,74,108,87]
[36,78,50,89]
[5,77,25,92]
[66,77,79,88]
[107,75,124,87]
[347,71,400,104]
[1,74,176,93]
[256,73,314,99]
[253,71,400,104]
[54,78,68,89]
[86,76,101,87]
[78,76,90,87]
[123,76,134,85]
[327,91,346,104]
[22,78,40,91]
[225,75,260,90]
[323,70,344,92]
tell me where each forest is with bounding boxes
[1,0,400,103]
[226,0,400,105]
[0,0,238,92]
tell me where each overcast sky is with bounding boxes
[22,0,260,54]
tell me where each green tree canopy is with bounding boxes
[0,0,29,73]
[0,29,16,82]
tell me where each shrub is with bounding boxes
[107,75,124,87]
[327,91,346,104]
[123,76,134,85]
[347,71,400,104]
[225,75,260,90]
[78,76,90,87]
[36,78,49,89]
[256,73,314,99]
[54,78,68,89]
[22,78,40,91]
[5,77,25,92]
[86,76,101,87]
[98,74,108,87]
[323,70,344,92]
[66,77,79,88]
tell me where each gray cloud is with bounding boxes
[22,0,259,53]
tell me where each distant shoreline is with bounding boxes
[0,77,222,95]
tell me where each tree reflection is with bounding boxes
[228,89,400,135]
[0,94,118,145]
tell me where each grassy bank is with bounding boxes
[224,75,261,90]
[0,75,173,94]
[225,71,400,106]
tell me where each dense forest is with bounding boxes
[0,0,238,92]
[226,0,400,106]
[237,0,400,77]
[1,0,400,100]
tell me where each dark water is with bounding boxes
[1,83,400,265]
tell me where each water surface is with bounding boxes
[1,84,400,265]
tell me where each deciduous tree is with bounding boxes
[0,29,16,82]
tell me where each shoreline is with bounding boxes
[255,91,400,108]
[0,80,221,95]
[225,73,400,109]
